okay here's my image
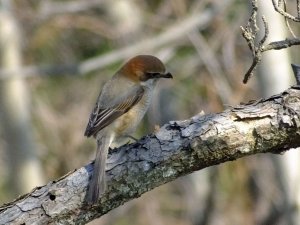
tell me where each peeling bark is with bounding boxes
[1,86,300,225]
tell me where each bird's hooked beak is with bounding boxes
[160,72,173,79]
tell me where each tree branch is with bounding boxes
[1,86,300,225]
[262,38,300,51]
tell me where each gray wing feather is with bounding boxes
[84,80,144,137]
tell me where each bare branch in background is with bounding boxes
[188,31,233,104]
[272,0,300,22]
[0,9,216,79]
[241,0,300,84]
[39,0,105,19]
[240,0,268,84]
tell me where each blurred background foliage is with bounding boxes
[0,0,300,224]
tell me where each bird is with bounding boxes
[84,55,173,204]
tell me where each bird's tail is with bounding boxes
[86,133,112,204]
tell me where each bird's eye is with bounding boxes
[145,72,160,78]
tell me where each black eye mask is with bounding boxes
[144,72,173,80]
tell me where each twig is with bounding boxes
[262,38,300,51]
[241,0,300,84]
[259,16,269,46]
[272,0,300,22]
[241,3,269,84]
[282,0,297,38]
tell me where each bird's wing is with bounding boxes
[84,86,144,137]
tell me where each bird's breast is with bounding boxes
[113,87,153,137]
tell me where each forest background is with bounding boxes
[0,0,299,225]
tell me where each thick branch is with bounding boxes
[1,86,300,225]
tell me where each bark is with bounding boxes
[1,86,300,225]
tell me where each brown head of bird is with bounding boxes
[118,55,173,83]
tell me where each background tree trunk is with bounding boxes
[257,1,299,224]
[0,0,44,199]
